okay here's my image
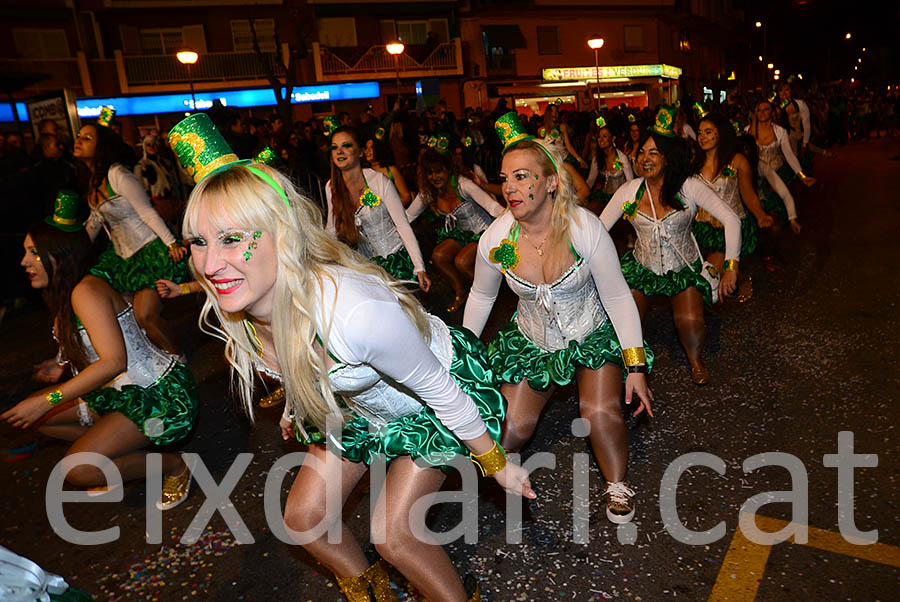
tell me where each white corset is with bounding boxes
[697,173,745,227]
[757,139,783,170]
[505,258,609,352]
[632,207,700,274]
[78,306,176,389]
[443,199,493,235]
[602,169,627,196]
[90,195,158,259]
[355,202,403,259]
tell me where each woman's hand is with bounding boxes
[800,175,816,187]
[279,415,295,441]
[156,279,181,299]
[719,269,738,298]
[416,270,432,293]
[789,219,802,234]
[168,245,188,262]
[1,394,51,429]
[33,358,65,383]
[492,462,536,499]
[756,213,774,229]
[624,372,654,417]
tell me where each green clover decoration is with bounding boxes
[488,238,521,273]
[722,165,736,178]
[360,188,381,209]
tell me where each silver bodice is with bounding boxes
[443,198,493,235]
[602,168,627,196]
[757,138,783,170]
[78,306,177,389]
[355,202,403,259]
[632,207,700,275]
[697,173,745,227]
[505,258,609,352]
[90,195,157,259]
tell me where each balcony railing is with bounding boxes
[116,49,286,92]
[313,38,463,82]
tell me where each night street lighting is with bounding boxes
[845,32,852,39]
[767,63,774,69]
[386,41,405,99]
[587,36,605,111]
[176,49,199,112]
[755,21,762,28]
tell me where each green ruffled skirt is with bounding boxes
[370,247,415,281]
[436,227,482,246]
[488,317,655,391]
[90,237,189,293]
[759,164,796,222]
[298,326,505,467]
[84,361,198,447]
[621,250,714,306]
[588,189,612,206]
[693,214,758,257]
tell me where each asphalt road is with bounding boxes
[1,137,898,601]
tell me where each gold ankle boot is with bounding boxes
[336,561,396,602]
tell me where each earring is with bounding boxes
[243,231,261,261]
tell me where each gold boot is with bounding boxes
[336,561,396,602]
[464,574,481,602]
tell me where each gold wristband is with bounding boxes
[46,389,64,406]
[621,347,647,367]
[724,259,739,272]
[798,171,807,179]
[180,282,192,296]
[470,441,507,477]
[168,242,180,251]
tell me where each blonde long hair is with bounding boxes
[182,164,430,430]
[505,138,580,248]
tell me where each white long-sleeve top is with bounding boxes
[463,206,645,352]
[758,162,799,221]
[586,148,634,191]
[406,175,504,225]
[601,177,742,271]
[84,164,176,258]
[278,267,486,442]
[796,99,812,146]
[747,123,804,177]
[325,168,426,274]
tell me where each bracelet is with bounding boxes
[724,259,739,272]
[797,171,808,179]
[470,441,507,477]
[621,347,647,367]
[627,364,648,374]
[46,389,64,406]
[180,282,192,296]
[168,242,181,251]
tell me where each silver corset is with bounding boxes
[354,203,403,259]
[327,314,452,428]
[757,139,783,170]
[443,199,493,235]
[90,195,157,259]
[602,169,627,196]
[78,306,176,389]
[632,208,700,275]
[697,174,745,227]
[505,259,609,352]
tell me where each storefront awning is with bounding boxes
[482,25,526,49]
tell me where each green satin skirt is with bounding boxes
[437,227,482,246]
[620,250,714,306]
[84,361,198,447]
[488,317,655,391]
[370,247,415,281]
[297,326,505,467]
[90,237,189,293]
[693,214,758,257]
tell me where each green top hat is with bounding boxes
[427,133,451,155]
[494,112,533,151]
[169,113,243,184]
[253,146,278,165]
[97,106,116,128]
[693,101,709,119]
[463,136,473,148]
[45,190,83,232]
[324,115,341,135]
[552,98,563,106]
[375,126,386,141]
[595,116,610,130]
[628,114,636,123]
[649,105,678,138]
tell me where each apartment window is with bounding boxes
[232,19,276,52]
[537,26,560,55]
[139,28,184,55]
[317,17,357,48]
[624,25,644,52]
[13,29,70,58]
[397,21,428,45]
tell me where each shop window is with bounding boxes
[232,19,276,52]
[13,28,70,58]
[624,25,644,53]
[537,26,560,55]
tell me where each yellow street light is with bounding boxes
[587,37,605,111]
[767,63,774,69]
[845,32,852,39]
[176,49,199,111]
[386,42,405,98]
[755,21,762,28]
[774,69,780,75]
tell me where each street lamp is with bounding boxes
[767,63,774,69]
[587,36,604,111]
[755,21,762,28]
[386,41,405,101]
[176,49,199,112]
[845,32,852,40]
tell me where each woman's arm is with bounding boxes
[461,235,503,337]
[733,153,772,227]
[376,172,428,276]
[564,162,590,202]
[586,157,599,190]
[324,182,337,238]
[618,149,635,181]
[758,161,799,221]
[108,166,176,246]
[687,178,742,262]
[598,180,631,230]
[776,125,809,180]
[459,177,505,218]
[405,191,429,223]
[389,166,412,207]
[561,123,586,168]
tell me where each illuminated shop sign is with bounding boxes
[542,64,682,81]
[1,82,381,122]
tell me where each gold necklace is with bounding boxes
[521,229,548,257]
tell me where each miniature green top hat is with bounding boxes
[427,133,451,156]
[628,114,636,123]
[693,101,709,119]
[375,126,386,141]
[552,98,563,106]
[595,116,609,130]
[253,146,278,165]
[731,120,743,135]
[649,105,678,138]
[494,112,533,151]
[169,113,242,184]
[45,190,83,232]
[97,106,116,128]
[324,115,341,135]
[463,136,473,148]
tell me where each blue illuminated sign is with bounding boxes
[1,82,381,122]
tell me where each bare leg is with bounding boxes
[575,363,628,482]
[372,457,465,602]
[36,401,95,441]
[282,444,370,578]
[133,288,181,355]
[672,286,706,380]
[432,240,465,304]
[453,242,478,283]
[500,380,555,452]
